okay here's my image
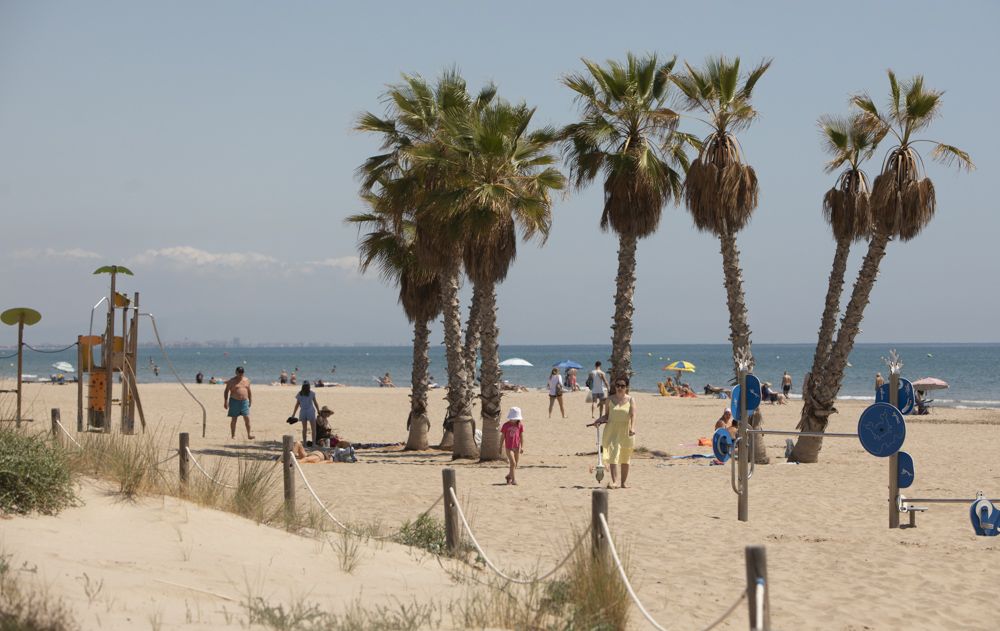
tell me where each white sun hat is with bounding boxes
[507,407,523,421]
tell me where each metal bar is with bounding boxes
[904,498,1000,504]
[889,372,900,529]
[746,430,857,438]
[737,369,748,522]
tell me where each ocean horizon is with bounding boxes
[3,342,998,410]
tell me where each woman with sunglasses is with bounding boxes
[599,376,637,488]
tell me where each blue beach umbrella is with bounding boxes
[552,360,583,370]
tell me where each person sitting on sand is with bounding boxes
[715,408,737,438]
[761,382,787,405]
[316,406,339,446]
[380,372,395,387]
[279,369,288,385]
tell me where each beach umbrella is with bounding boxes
[1,307,41,426]
[499,358,533,367]
[552,360,583,370]
[663,360,696,372]
[52,361,74,373]
[911,377,949,391]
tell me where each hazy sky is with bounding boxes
[1,1,996,347]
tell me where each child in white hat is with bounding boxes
[501,407,525,485]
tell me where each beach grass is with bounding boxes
[0,548,78,631]
[0,425,76,516]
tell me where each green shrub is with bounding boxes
[0,427,76,516]
[393,513,447,555]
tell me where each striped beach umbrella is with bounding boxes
[662,360,696,372]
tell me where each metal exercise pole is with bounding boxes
[889,371,900,529]
[738,368,749,522]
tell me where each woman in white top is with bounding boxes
[292,381,321,446]
[547,368,566,419]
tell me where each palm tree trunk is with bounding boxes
[405,318,431,451]
[477,283,503,461]
[810,239,852,377]
[440,265,478,459]
[718,230,769,464]
[463,281,485,407]
[610,233,637,381]
[791,231,891,463]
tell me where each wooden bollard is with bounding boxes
[51,408,60,445]
[179,433,190,489]
[282,435,295,518]
[591,489,608,559]
[442,468,459,554]
[745,545,770,630]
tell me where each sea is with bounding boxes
[3,342,998,409]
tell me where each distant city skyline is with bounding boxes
[1,1,997,348]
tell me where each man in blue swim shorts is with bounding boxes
[224,366,254,439]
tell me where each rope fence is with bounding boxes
[184,446,236,489]
[23,342,79,354]
[290,455,441,541]
[41,415,777,630]
[448,486,588,585]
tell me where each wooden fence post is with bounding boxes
[745,545,770,630]
[51,408,60,445]
[178,433,190,490]
[442,468,459,554]
[591,489,608,559]
[282,435,295,519]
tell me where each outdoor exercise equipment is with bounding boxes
[1,307,42,426]
[717,354,909,524]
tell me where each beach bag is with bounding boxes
[555,381,564,395]
[585,391,593,403]
[333,446,357,463]
[585,373,594,389]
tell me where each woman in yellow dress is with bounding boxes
[600,377,637,488]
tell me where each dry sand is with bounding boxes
[5,381,1000,629]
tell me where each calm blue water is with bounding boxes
[3,343,998,408]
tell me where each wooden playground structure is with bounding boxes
[76,265,147,434]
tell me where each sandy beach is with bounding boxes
[5,381,1000,629]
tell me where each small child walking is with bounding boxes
[501,407,525,485]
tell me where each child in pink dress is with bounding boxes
[500,407,525,485]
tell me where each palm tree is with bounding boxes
[791,71,973,462]
[561,53,695,382]
[788,114,876,462]
[355,70,493,456]
[346,190,442,450]
[672,56,771,463]
[435,99,564,460]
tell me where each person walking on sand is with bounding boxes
[292,381,321,446]
[587,361,610,418]
[875,372,885,391]
[224,366,254,439]
[598,376,637,489]
[547,368,566,418]
[501,407,525,485]
[782,371,792,397]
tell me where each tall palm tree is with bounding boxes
[435,99,564,460]
[562,53,695,382]
[791,71,973,462]
[673,56,771,463]
[788,114,876,462]
[355,70,494,456]
[346,190,442,450]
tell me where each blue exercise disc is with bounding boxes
[730,375,762,421]
[712,427,734,463]
[896,451,914,489]
[970,498,1000,537]
[857,402,906,457]
[875,379,915,415]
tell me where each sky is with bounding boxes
[1,1,997,347]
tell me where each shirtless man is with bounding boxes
[224,366,254,439]
[781,371,792,397]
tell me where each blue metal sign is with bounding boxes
[712,427,734,463]
[857,402,906,457]
[970,497,1000,537]
[876,378,915,415]
[896,451,914,489]
[730,375,762,421]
